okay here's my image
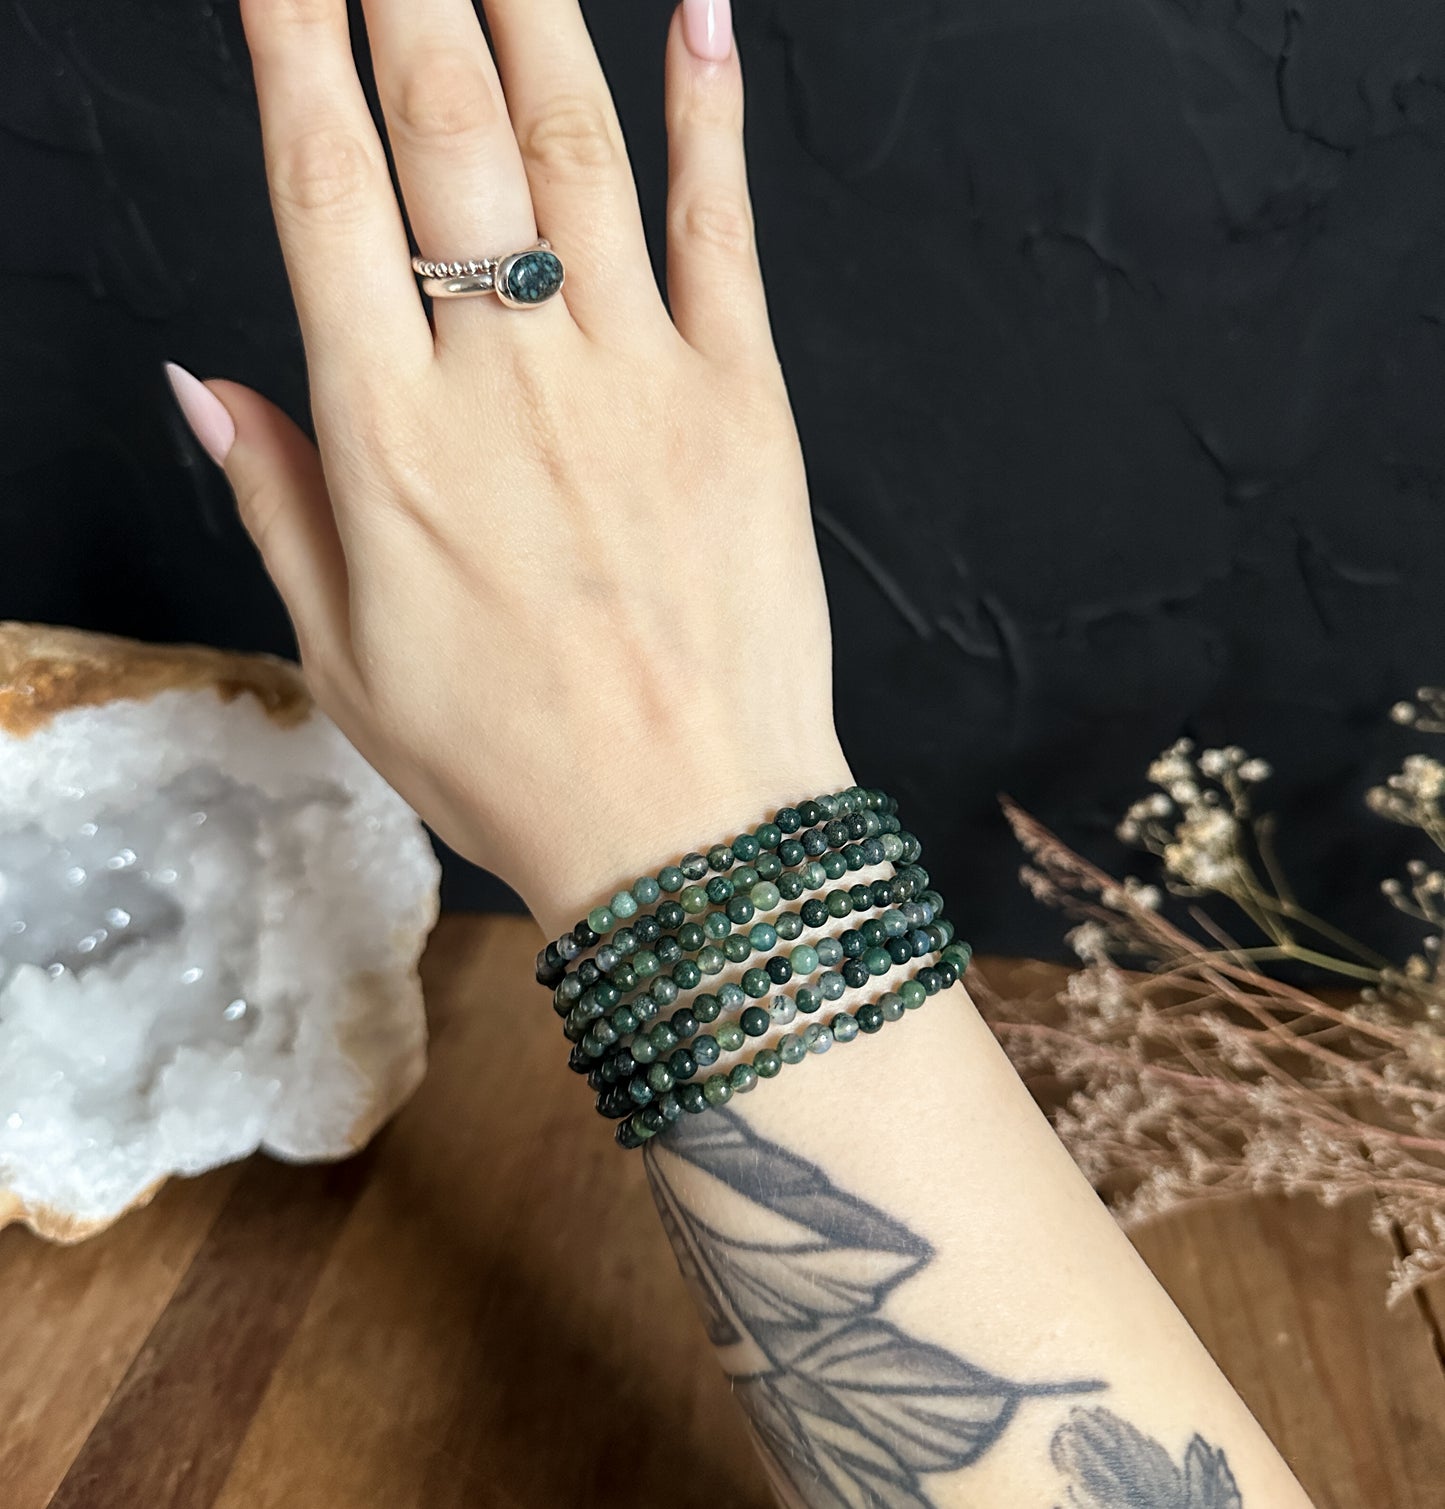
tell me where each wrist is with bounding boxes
[517,737,857,941]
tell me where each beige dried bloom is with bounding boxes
[985,691,1445,1302]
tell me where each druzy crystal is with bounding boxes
[0,625,440,1241]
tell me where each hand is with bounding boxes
[170,0,853,935]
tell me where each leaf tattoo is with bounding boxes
[645,1110,1105,1507]
[1051,1407,1244,1509]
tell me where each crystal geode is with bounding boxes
[0,623,441,1241]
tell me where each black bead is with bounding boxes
[936,960,959,986]
[638,1105,667,1135]
[740,1006,771,1037]
[766,956,793,985]
[616,1120,645,1149]
[573,920,599,949]
[569,1043,593,1075]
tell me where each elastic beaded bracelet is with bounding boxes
[548,815,910,1007]
[534,786,898,986]
[612,947,972,1148]
[595,922,960,1119]
[575,896,953,1083]
[562,861,932,1056]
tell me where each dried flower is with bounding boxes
[985,693,1445,1302]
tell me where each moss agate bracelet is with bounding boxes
[534,786,897,987]
[613,947,972,1149]
[535,787,972,1150]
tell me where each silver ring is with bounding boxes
[413,239,564,308]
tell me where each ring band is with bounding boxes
[413,239,565,308]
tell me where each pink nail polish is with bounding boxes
[682,0,732,62]
[164,360,236,468]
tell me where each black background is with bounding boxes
[2,0,1443,958]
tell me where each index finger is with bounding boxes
[240,0,435,387]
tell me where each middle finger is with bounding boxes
[360,0,550,341]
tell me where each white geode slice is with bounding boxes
[0,623,441,1242]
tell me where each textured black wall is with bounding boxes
[2,0,1443,956]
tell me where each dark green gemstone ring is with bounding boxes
[412,239,565,309]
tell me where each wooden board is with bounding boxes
[1,915,1441,1508]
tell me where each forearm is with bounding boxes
[529,784,1315,1509]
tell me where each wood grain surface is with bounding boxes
[1,914,1441,1508]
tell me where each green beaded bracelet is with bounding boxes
[535,786,897,986]
[597,924,960,1119]
[613,947,971,1148]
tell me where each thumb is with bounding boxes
[163,361,349,671]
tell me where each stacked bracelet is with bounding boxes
[534,787,971,1149]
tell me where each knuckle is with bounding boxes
[269,125,380,219]
[673,192,756,256]
[392,50,498,144]
[244,0,339,36]
[522,97,620,175]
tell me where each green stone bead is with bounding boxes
[755,822,782,850]
[717,983,746,1011]
[822,853,847,880]
[805,1025,834,1054]
[704,912,731,940]
[611,962,637,993]
[729,1063,759,1094]
[680,885,709,915]
[753,1048,782,1078]
[803,861,827,890]
[696,945,726,976]
[880,991,906,1021]
[647,1062,676,1094]
[650,977,679,1007]
[723,934,751,964]
[790,944,819,976]
[830,1012,860,1042]
[674,960,702,991]
[742,968,771,999]
[630,1036,658,1064]
[658,866,685,894]
[694,993,721,1023]
[703,1074,734,1106]
[676,922,703,952]
[778,1034,807,1065]
[816,937,843,966]
[942,942,972,972]
[706,876,734,904]
[864,946,893,977]
[899,979,928,1010]
[826,891,852,919]
[632,875,662,905]
[855,1001,885,1033]
[707,845,734,872]
[748,922,778,952]
[740,1005,771,1037]
[633,950,660,980]
[693,1034,720,1066]
[610,891,639,921]
[881,833,904,862]
[794,985,822,1014]
[750,881,781,912]
[650,1022,679,1052]
[775,910,803,941]
[726,895,756,926]
[731,833,761,862]
[716,1021,746,1052]
[678,1082,708,1114]
[587,905,615,935]
[732,865,760,891]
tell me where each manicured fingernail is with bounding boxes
[682,0,732,61]
[164,360,235,468]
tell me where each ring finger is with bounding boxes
[359,0,551,342]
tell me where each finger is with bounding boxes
[239,0,433,386]
[483,0,666,344]
[663,2,773,365]
[168,365,355,685]
[357,0,547,344]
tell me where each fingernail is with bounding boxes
[164,360,235,468]
[682,0,732,62]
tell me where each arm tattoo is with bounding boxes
[644,1110,1243,1509]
